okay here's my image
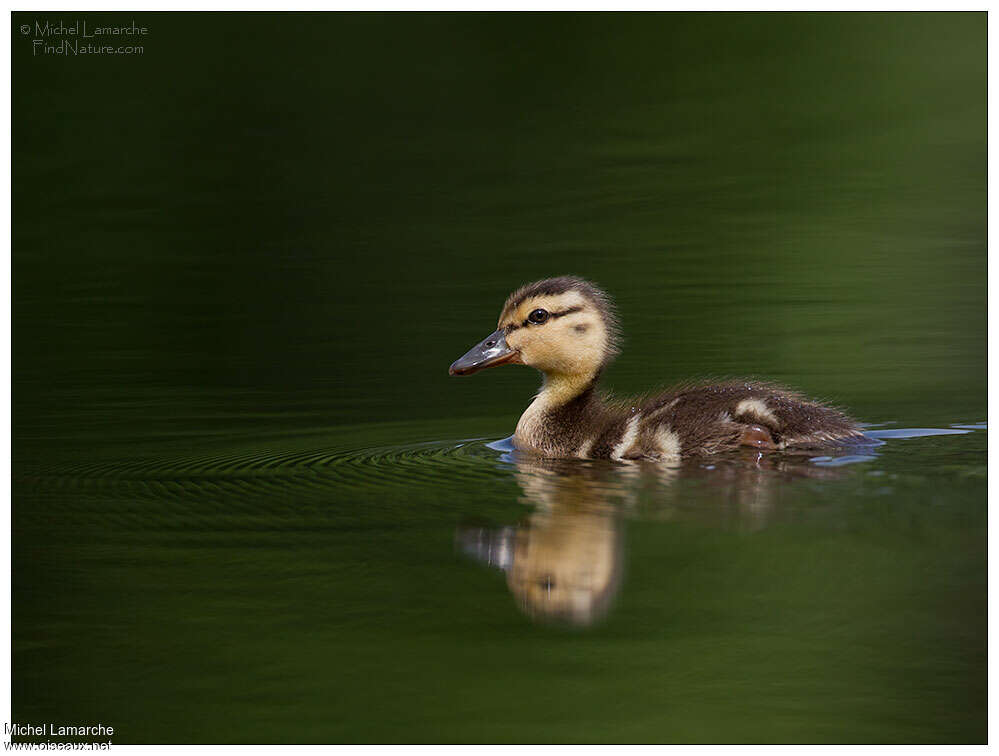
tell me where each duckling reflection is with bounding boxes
[456,446,869,626]
[456,458,627,627]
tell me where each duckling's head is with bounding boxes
[449,276,619,383]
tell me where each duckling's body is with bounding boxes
[513,378,862,461]
[450,276,865,461]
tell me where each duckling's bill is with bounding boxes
[449,329,521,376]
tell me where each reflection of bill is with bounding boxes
[457,447,862,627]
[456,458,625,627]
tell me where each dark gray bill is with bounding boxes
[448,329,519,376]
[455,524,516,571]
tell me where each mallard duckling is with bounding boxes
[449,276,865,461]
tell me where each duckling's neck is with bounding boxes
[515,370,605,454]
[538,371,597,408]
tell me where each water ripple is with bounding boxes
[18,425,983,505]
[18,437,513,502]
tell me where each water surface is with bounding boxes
[14,12,985,743]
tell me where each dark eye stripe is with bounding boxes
[513,305,583,329]
[506,305,584,331]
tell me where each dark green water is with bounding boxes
[14,12,985,743]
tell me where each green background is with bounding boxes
[14,13,985,743]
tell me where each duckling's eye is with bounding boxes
[528,308,549,325]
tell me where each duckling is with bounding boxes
[449,276,866,461]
